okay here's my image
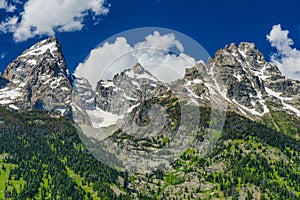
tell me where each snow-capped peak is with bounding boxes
[0,36,72,116]
[21,36,60,57]
[203,42,300,118]
[124,63,160,83]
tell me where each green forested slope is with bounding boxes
[130,112,300,199]
[0,107,299,199]
[0,107,131,200]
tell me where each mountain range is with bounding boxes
[0,37,300,199]
[1,37,300,126]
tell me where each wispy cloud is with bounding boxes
[267,24,300,80]
[0,52,5,60]
[0,0,16,12]
[0,0,110,42]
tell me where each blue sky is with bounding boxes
[0,0,300,76]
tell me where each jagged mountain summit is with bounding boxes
[73,63,167,131]
[205,42,300,118]
[74,62,207,131]
[0,37,73,117]
[1,37,300,123]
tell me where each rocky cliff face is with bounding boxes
[95,63,164,115]
[73,63,169,129]
[0,37,73,117]
[183,42,300,118]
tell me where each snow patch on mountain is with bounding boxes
[86,108,124,128]
[0,87,23,105]
[22,39,58,57]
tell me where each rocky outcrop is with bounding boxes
[174,42,300,117]
[95,63,163,115]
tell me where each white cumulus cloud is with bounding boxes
[267,24,300,80]
[75,31,198,88]
[135,31,184,52]
[0,0,109,41]
[76,37,136,89]
[0,0,15,12]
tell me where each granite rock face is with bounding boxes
[0,37,73,117]
[95,63,164,115]
[199,42,300,117]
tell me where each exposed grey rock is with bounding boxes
[73,76,95,110]
[204,41,300,117]
[95,63,163,115]
[0,37,72,117]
